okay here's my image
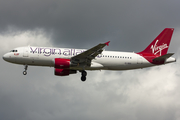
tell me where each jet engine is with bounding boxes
[54,58,71,69]
[55,68,77,76]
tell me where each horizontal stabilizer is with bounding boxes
[153,53,174,61]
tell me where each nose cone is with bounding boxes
[2,53,15,63]
[2,53,8,61]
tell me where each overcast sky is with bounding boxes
[1,0,180,120]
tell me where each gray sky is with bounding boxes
[1,0,180,120]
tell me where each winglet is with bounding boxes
[105,41,110,46]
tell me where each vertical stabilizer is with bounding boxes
[139,28,174,56]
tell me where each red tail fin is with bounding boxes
[139,28,174,56]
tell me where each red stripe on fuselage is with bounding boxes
[137,53,165,65]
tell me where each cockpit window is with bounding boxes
[10,50,18,52]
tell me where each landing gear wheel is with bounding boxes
[81,76,86,82]
[23,65,28,75]
[81,70,87,82]
[81,70,87,76]
[23,71,27,75]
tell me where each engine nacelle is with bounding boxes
[54,58,70,69]
[55,68,77,76]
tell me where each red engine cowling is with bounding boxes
[54,58,70,69]
[55,68,77,76]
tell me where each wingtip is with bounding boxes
[105,41,110,46]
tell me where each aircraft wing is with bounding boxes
[71,41,110,67]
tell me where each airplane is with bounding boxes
[3,28,176,81]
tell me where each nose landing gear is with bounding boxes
[23,65,28,75]
[81,70,87,82]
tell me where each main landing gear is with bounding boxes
[23,65,28,75]
[81,70,87,82]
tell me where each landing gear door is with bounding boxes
[23,47,29,57]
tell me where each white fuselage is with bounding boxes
[3,46,176,71]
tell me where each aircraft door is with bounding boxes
[137,56,143,64]
[23,47,29,57]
